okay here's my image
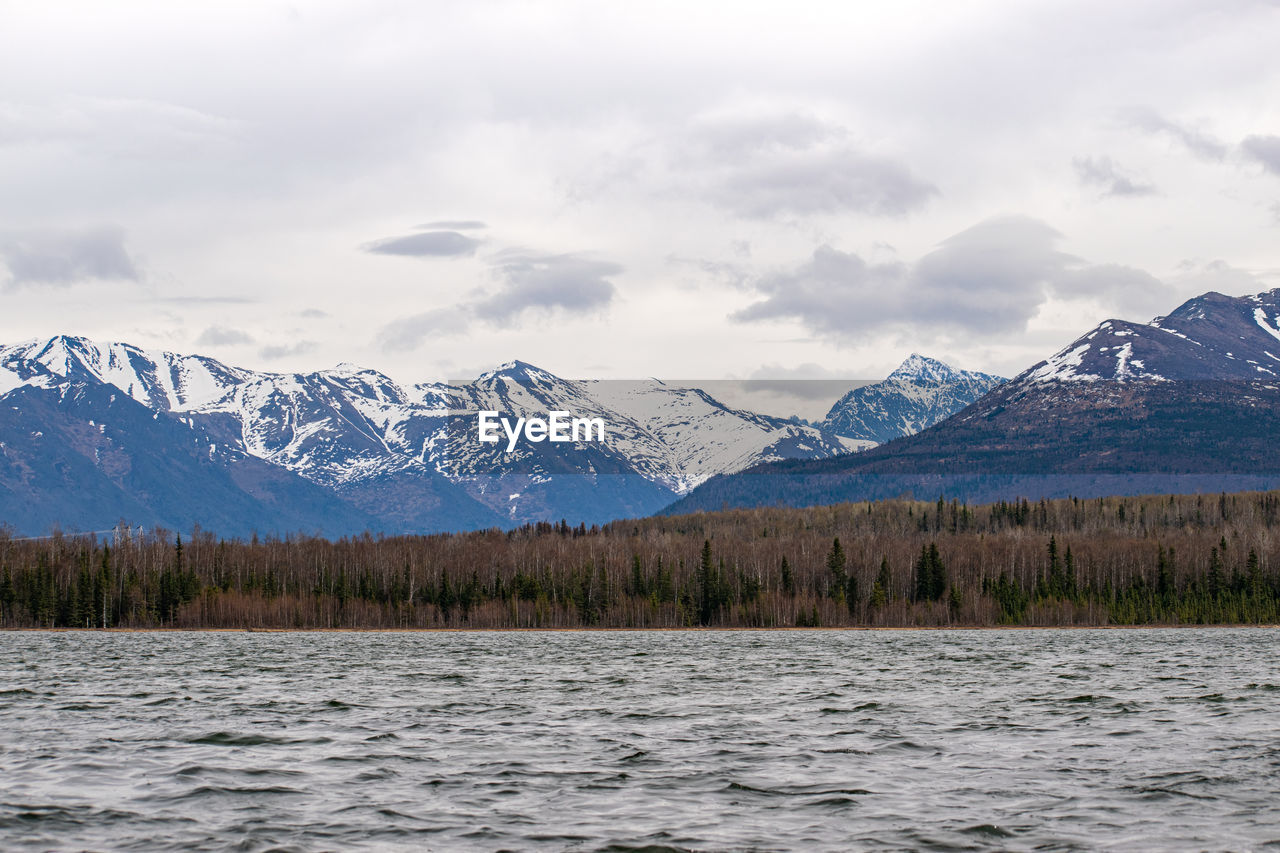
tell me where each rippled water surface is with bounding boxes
[2,629,1279,851]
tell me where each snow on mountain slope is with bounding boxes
[0,335,255,411]
[668,288,1280,518]
[195,368,429,486]
[395,364,856,502]
[821,354,1004,444]
[1,342,868,528]
[1022,289,1280,384]
[587,379,864,493]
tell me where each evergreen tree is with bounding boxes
[697,540,715,625]
[75,555,94,628]
[0,566,15,622]
[628,554,647,598]
[1207,547,1224,600]
[929,543,946,601]
[1247,549,1263,600]
[826,538,847,602]
[870,556,891,608]
[780,556,795,596]
[914,543,946,601]
[656,558,675,603]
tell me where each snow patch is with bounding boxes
[1255,308,1280,344]
[1114,342,1133,379]
[1028,344,1098,382]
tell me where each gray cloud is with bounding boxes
[665,254,750,289]
[1241,135,1280,176]
[1073,155,1156,197]
[0,225,139,287]
[158,295,255,305]
[474,252,620,325]
[1170,258,1273,298]
[733,216,1172,340]
[672,112,937,220]
[415,220,487,231]
[375,250,623,350]
[298,308,328,319]
[1055,263,1169,316]
[195,325,254,346]
[733,244,909,335]
[748,362,844,380]
[259,340,318,361]
[1127,109,1229,161]
[379,307,471,352]
[363,230,480,258]
[707,149,939,219]
[687,113,840,158]
[910,217,1071,333]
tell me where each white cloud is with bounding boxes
[0,1,1277,381]
[0,225,140,287]
[733,216,1174,342]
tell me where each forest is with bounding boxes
[2,490,1280,629]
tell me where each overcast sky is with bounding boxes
[2,0,1279,386]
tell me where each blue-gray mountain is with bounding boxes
[665,288,1280,515]
[5,339,953,536]
[821,354,1004,444]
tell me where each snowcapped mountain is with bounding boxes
[0,365,396,539]
[427,361,862,492]
[410,361,860,520]
[0,335,253,410]
[0,342,862,534]
[666,288,1280,516]
[821,354,1004,444]
[1022,289,1280,383]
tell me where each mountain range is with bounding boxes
[821,354,1003,444]
[0,338,993,537]
[666,288,1280,515]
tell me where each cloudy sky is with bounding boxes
[2,0,1279,387]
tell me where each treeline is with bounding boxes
[3,491,1280,629]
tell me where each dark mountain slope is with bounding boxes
[0,380,395,538]
[665,289,1280,513]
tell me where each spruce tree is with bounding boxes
[629,554,646,598]
[1208,547,1224,600]
[698,540,715,625]
[914,543,946,602]
[914,545,930,602]
[928,542,946,601]
[0,566,14,622]
[870,556,890,607]
[826,538,847,602]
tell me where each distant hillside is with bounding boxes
[821,353,1003,444]
[0,338,861,535]
[666,288,1280,514]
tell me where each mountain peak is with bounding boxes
[887,353,962,384]
[823,356,1005,444]
[31,334,93,371]
[477,360,558,384]
[1024,287,1280,384]
[326,362,370,376]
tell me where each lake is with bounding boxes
[2,628,1278,850]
